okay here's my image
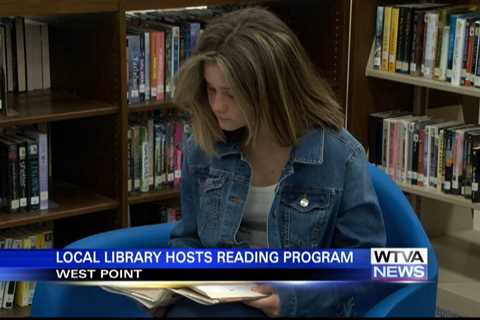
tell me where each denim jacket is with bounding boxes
[169,127,386,317]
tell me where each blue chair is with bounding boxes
[365,163,438,317]
[31,164,438,317]
[31,223,176,317]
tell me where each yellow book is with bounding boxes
[14,233,32,307]
[382,7,392,71]
[388,7,400,72]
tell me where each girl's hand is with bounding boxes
[242,284,280,318]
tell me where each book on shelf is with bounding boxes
[371,3,480,90]
[101,282,267,309]
[368,106,480,202]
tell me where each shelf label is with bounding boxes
[31,196,39,205]
[473,183,479,192]
[444,181,451,190]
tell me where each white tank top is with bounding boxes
[236,184,277,248]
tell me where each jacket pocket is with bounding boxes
[280,187,334,248]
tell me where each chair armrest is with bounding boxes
[365,283,436,317]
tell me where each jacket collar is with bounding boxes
[216,127,325,165]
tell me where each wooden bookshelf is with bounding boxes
[128,101,176,113]
[0,0,117,16]
[396,182,480,211]
[349,1,480,316]
[0,91,119,127]
[0,182,118,229]
[128,188,180,205]
[122,0,265,11]
[0,0,351,316]
[365,44,480,99]
[0,306,31,318]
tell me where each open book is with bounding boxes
[101,282,267,309]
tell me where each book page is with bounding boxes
[191,283,267,300]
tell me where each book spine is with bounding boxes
[452,18,466,86]
[138,32,146,102]
[38,132,48,210]
[464,21,475,86]
[127,127,132,193]
[424,12,438,79]
[26,140,39,211]
[374,6,384,70]
[133,125,141,192]
[444,129,453,193]
[396,7,406,72]
[389,8,399,72]
[437,129,446,191]
[447,16,458,81]
[149,32,157,99]
[382,7,392,71]
[156,31,165,102]
[475,22,480,87]
[17,142,27,211]
[411,124,419,185]
[144,31,150,101]
[6,143,19,212]
[472,148,480,202]
[418,128,425,186]
[148,118,154,191]
[439,26,450,81]
[402,7,413,73]
[140,125,149,193]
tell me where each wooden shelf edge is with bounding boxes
[128,101,176,113]
[0,305,31,318]
[0,184,119,230]
[397,181,480,210]
[364,41,480,98]
[0,106,119,127]
[123,0,263,11]
[128,188,180,205]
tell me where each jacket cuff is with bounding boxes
[276,285,297,317]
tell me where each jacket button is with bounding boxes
[300,196,309,208]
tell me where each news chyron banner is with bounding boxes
[0,248,429,282]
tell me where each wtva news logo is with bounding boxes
[371,248,428,282]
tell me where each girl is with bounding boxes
[167,7,385,317]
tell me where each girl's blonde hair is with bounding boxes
[174,7,344,155]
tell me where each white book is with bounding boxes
[439,26,450,81]
[423,12,439,79]
[451,17,466,86]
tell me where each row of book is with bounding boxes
[131,204,181,227]
[128,112,191,194]
[369,110,480,202]
[125,11,205,105]
[373,3,480,87]
[0,17,51,115]
[0,127,49,213]
[0,223,53,309]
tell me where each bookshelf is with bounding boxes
[0,0,350,316]
[349,0,480,316]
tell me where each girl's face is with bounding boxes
[204,63,247,131]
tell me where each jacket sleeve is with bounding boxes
[168,137,204,248]
[276,144,388,317]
